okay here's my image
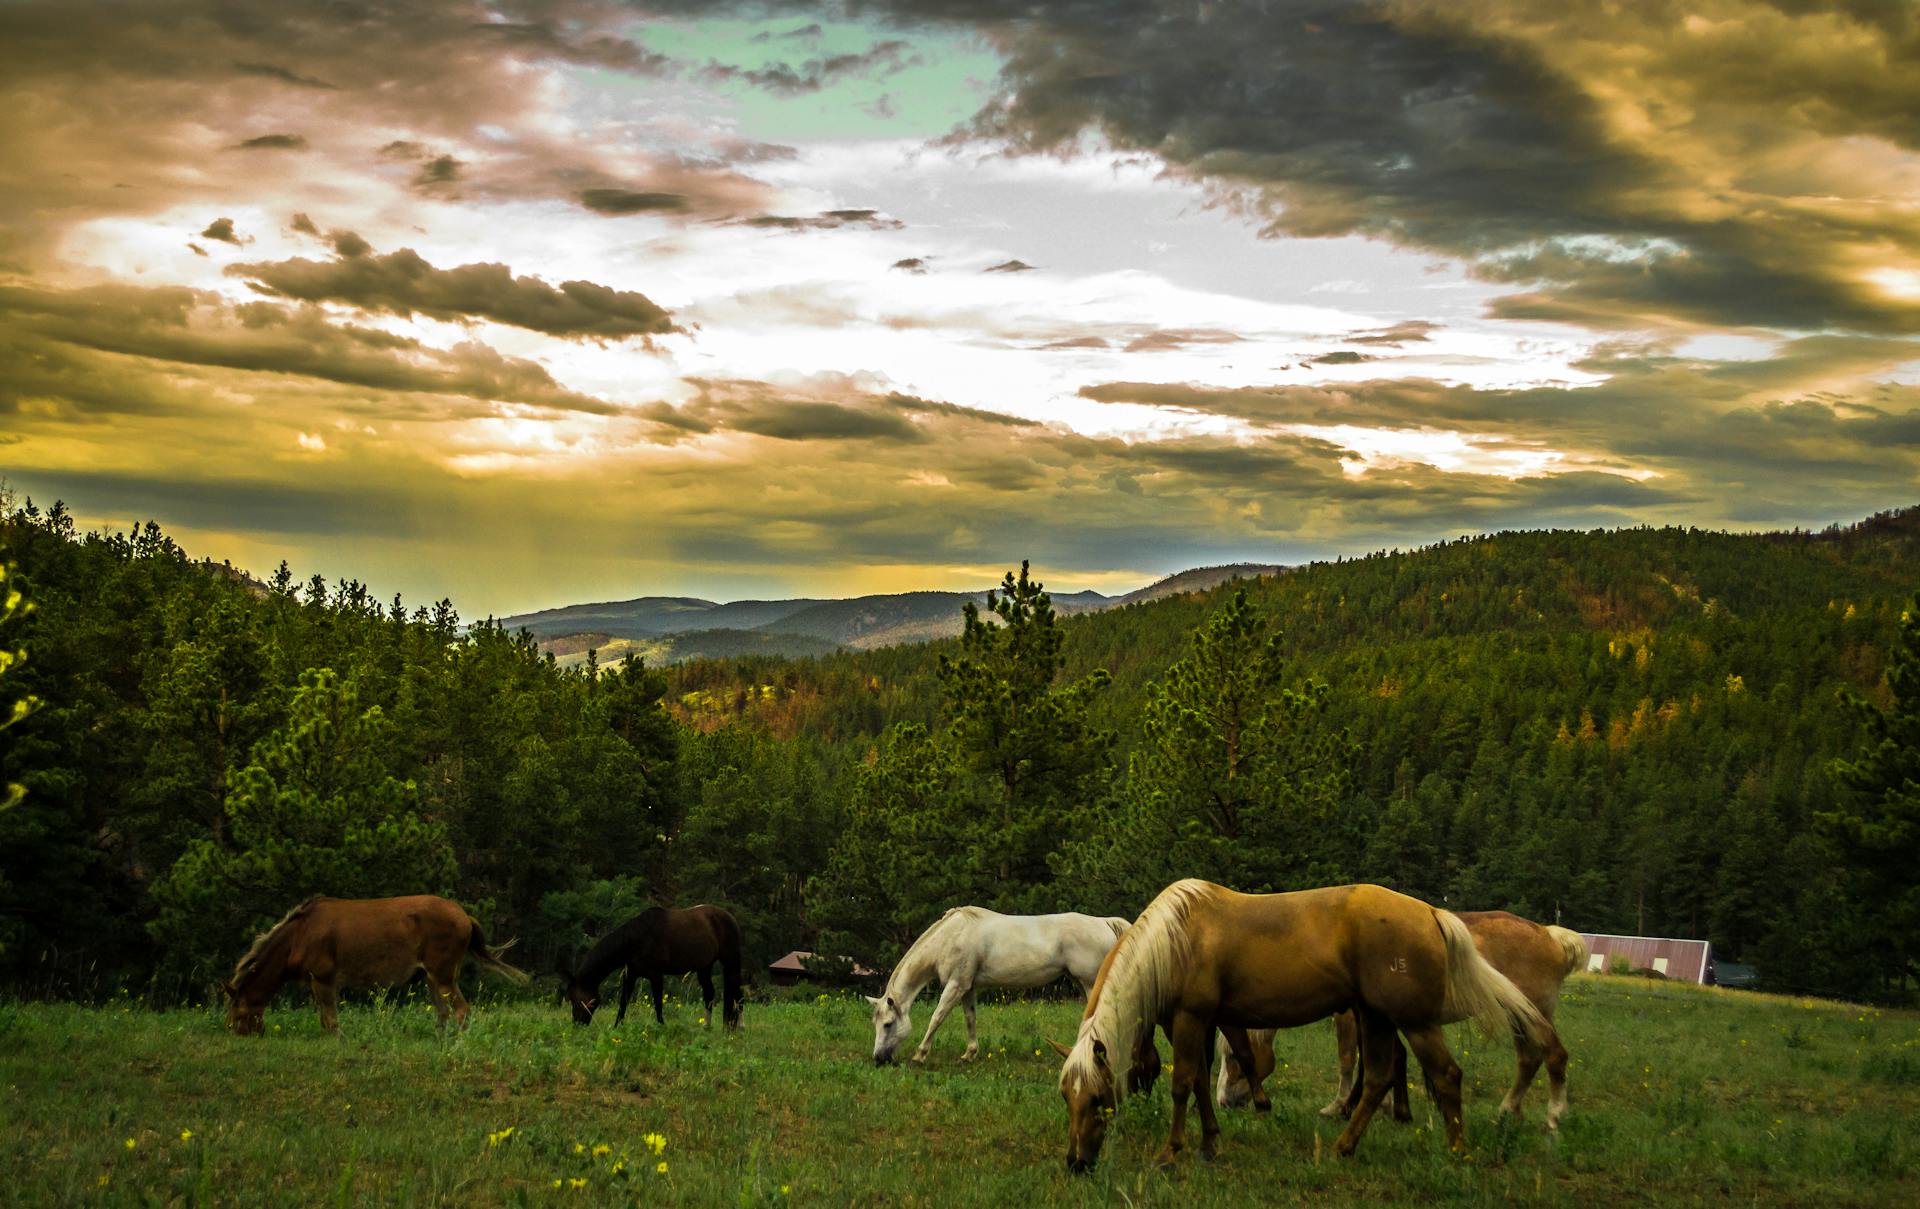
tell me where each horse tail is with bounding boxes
[466,918,531,985]
[1546,925,1588,979]
[1435,909,1548,1045]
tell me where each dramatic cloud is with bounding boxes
[200,218,245,245]
[983,259,1034,273]
[855,0,1920,335]
[229,247,679,341]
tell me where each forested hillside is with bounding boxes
[3,496,1917,1004]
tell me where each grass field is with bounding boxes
[2,975,1916,1207]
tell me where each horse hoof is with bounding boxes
[1253,1100,1272,1115]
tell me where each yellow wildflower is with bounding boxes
[552,1179,563,1190]
[612,1161,626,1176]
[656,1161,669,1174]
[487,1127,515,1147]
[591,1144,610,1157]
[643,1132,667,1155]
[124,1138,136,1150]
[97,1176,110,1188]
[179,1129,192,1142]
[781,1184,791,1195]
[568,1178,587,1190]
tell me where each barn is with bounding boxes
[1578,932,1716,984]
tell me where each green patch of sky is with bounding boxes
[635,15,1002,142]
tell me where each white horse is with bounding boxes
[868,907,1130,1065]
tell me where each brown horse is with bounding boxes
[222,895,528,1036]
[564,905,743,1028]
[1217,912,1586,1128]
[1052,880,1547,1171]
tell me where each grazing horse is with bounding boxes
[565,905,743,1028]
[1053,880,1547,1171]
[222,895,528,1036]
[868,907,1129,1065]
[1217,913,1586,1128]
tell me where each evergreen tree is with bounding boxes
[150,668,456,979]
[936,562,1112,896]
[1057,588,1352,909]
[1820,591,1920,991]
[808,722,975,965]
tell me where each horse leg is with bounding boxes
[1542,1025,1571,1130]
[1390,1034,1412,1122]
[960,989,979,1061]
[1323,1010,1358,1117]
[1331,1007,1398,1157]
[1402,1024,1468,1155]
[1194,1019,1223,1159]
[697,968,716,1025]
[649,974,665,1025]
[1221,1026,1271,1113]
[312,977,340,1034]
[613,968,639,1026]
[424,970,454,1033]
[1154,1009,1211,1166]
[912,979,968,1064]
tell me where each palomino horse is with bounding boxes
[1217,912,1587,1128]
[1053,881,1548,1171]
[868,907,1129,1065]
[565,905,743,1028]
[222,895,528,1036]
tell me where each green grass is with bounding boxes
[2,976,1916,1206]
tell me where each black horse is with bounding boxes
[564,904,744,1028]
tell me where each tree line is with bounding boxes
[2,497,1917,1003]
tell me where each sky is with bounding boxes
[3,0,1918,615]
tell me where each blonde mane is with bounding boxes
[229,896,321,987]
[1063,880,1215,1099]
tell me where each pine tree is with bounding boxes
[1820,591,1920,990]
[150,668,455,979]
[1057,587,1352,908]
[936,562,1112,894]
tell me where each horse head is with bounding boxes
[865,994,911,1065]
[222,977,266,1037]
[1054,1035,1117,1173]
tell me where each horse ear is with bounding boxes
[864,995,882,1006]
[1046,1037,1073,1059]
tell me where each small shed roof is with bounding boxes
[769,950,877,978]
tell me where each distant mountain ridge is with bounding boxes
[502,566,1283,663]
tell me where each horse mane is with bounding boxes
[887,906,978,981]
[1103,916,1130,940]
[230,896,321,988]
[1066,880,1213,1100]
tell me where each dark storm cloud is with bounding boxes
[835,0,1920,335]
[229,246,678,341]
[288,213,320,236]
[578,188,691,215]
